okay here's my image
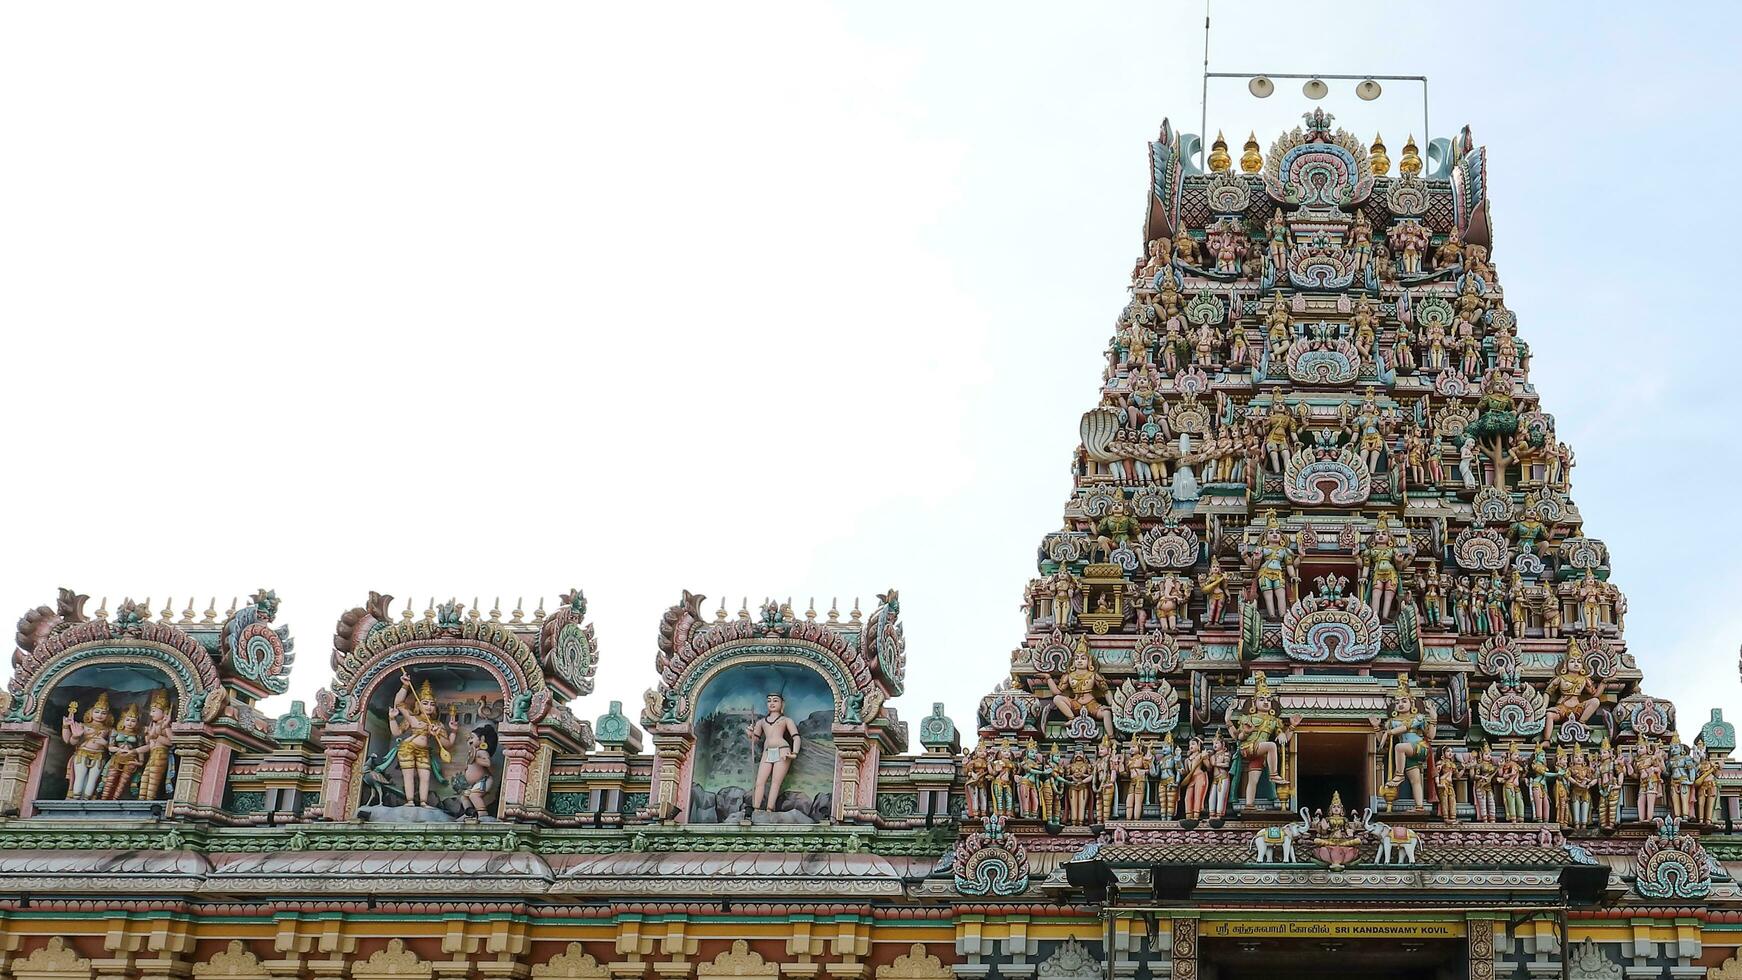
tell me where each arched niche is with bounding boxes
[36,662,178,804]
[357,662,505,818]
[687,661,835,825]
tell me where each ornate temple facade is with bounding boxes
[2,115,1741,980]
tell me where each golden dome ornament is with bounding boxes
[1240,131,1263,173]
[1208,131,1231,173]
[1399,135,1422,177]
[1369,133,1390,176]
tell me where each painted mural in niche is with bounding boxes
[39,663,177,805]
[688,663,835,824]
[360,664,505,821]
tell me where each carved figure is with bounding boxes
[1045,640,1114,734]
[747,693,802,813]
[1224,672,1296,811]
[388,674,456,808]
[60,693,113,800]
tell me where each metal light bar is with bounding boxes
[1200,71,1431,170]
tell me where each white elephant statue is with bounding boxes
[1367,818,1420,864]
[1253,808,1311,863]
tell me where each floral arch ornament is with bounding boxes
[1630,818,1714,900]
[1285,333,1360,385]
[1137,519,1200,569]
[11,937,92,980]
[1565,939,1621,980]
[1453,522,1511,571]
[953,815,1031,896]
[1281,575,1381,663]
[1477,671,1548,739]
[320,594,548,726]
[352,939,430,980]
[1262,109,1375,209]
[875,944,952,980]
[531,944,608,980]
[698,941,777,980]
[537,590,600,699]
[1036,938,1102,980]
[1282,445,1371,506]
[980,682,1041,735]
[7,595,224,724]
[193,941,269,979]
[651,590,899,728]
[219,590,296,697]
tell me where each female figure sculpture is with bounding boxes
[137,690,174,802]
[1434,747,1461,822]
[1181,736,1210,821]
[99,703,145,801]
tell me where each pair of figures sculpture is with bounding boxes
[59,690,175,803]
[379,672,497,817]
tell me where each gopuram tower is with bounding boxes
[964,113,1742,977]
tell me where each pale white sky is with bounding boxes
[3,2,1738,743]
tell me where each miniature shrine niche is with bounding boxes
[687,662,836,824]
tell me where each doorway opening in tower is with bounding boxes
[1200,935,1464,980]
[1294,729,1371,817]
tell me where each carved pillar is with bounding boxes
[170,732,215,818]
[649,731,693,822]
[497,726,540,813]
[0,728,46,817]
[319,733,364,820]
[1170,918,1197,980]
[1468,918,1496,980]
[832,732,867,823]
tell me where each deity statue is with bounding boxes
[1388,220,1429,276]
[60,693,113,801]
[962,744,989,818]
[1308,791,1366,871]
[1092,738,1121,823]
[747,692,803,813]
[1048,569,1079,628]
[1375,674,1435,811]
[1065,750,1094,825]
[1469,749,1498,823]
[1433,226,1464,270]
[989,742,1016,818]
[1552,748,1572,825]
[99,702,145,801]
[1356,514,1412,621]
[1173,227,1200,267]
[456,724,498,819]
[1124,739,1153,820]
[1037,746,1061,823]
[1015,740,1040,819]
[1636,740,1666,823]
[1180,736,1210,821]
[1543,639,1604,742]
[1265,210,1288,273]
[1510,500,1550,557]
[1540,592,1563,639]
[1694,748,1721,824]
[1527,743,1556,823]
[1094,499,1141,560]
[1207,734,1234,820]
[1576,570,1607,632]
[1667,740,1693,820]
[1261,400,1297,474]
[1246,511,1300,620]
[1495,748,1524,822]
[1143,573,1192,633]
[387,674,457,808]
[1225,672,1297,812]
[1596,740,1625,831]
[1197,568,1229,626]
[137,690,174,802]
[1565,748,1597,830]
[1135,237,1171,284]
[1507,572,1531,639]
[1263,290,1291,353]
[1350,210,1373,278]
[1421,561,1446,628]
[1434,747,1461,822]
[1151,732,1180,820]
[1045,639,1114,734]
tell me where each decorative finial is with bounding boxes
[202,598,217,624]
[95,597,109,621]
[1369,133,1389,176]
[469,597,481,622]
[489,597,502,623]
[716,596,728,622]
[140,598,154,622]
[828,597,840,623]
[1208,130,1231,173]
[738,598,750,621]
[511,598,524,624]
[423,598,436,622]
[533,598,546,624]
[805,597,817,622]
[1399,135,1422,176]
[160,597,175,623]
[1240,131,1262,173]
[181,597,196,624]
[850,598,863,624]
[226,597,238,619]
[401,598,416,624]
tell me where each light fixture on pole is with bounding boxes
[1247,75,1274,98]
[1302,77,1329,100]
[1356,78,1383,100]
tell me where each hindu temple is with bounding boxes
[1,112,1739,980]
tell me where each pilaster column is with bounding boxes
[0,729,45,816]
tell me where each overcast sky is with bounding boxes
[3,1,1738,744]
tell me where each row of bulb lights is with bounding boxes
[1248,76,1384,101]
